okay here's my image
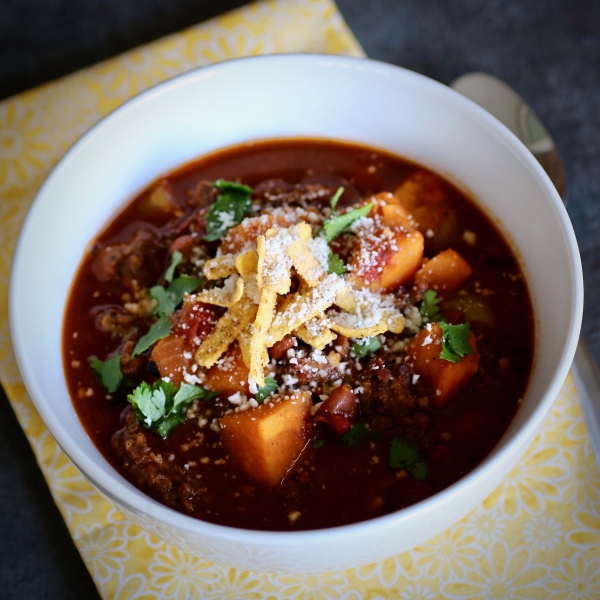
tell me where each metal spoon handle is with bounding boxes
[571,336,600,459]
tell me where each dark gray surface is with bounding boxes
[1,0,599,597]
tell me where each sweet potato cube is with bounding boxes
[366,192,417,231]
[393,172,459,245]
[219,392,312,487]
[351,228,424,293]
[406,324,480,408]
[150,335,194,386]
[381,203,416,230]
[204,343,249,396]
[379,230,425,291]
[394,171,447,207]
[414,249,473,295]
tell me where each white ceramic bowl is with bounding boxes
[9,54,582,573]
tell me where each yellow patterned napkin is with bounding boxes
[2,0,600,597]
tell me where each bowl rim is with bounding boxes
[9,52,583,545]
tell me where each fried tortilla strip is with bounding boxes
[334,287,406,336]
[249,287,278,386]
[335,287,357,313]
[249,228,297,386]
[195,295,258,368]
[203,254,237,280]
[267,274,347,346]
[237,322,253,368]
[257,228,293,294]
[294,316,337,350]
[193,274,244,308]
[327,318,388,339]
[286,223,325,287]
[327,309,405,338]
[235,249,258,279]
[384,312,405,334]
[235,251,260,305]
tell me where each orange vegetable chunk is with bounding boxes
[406,323,480,408]
[204,343,249,396]
[367,191,417,231]
[219,391,312,487]
[351,228,424,292]
[393,171,459,246]
[415,248,473,295]
[150,335,194,386]
[380,230,425,291]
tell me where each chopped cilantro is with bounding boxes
[150,275,202,318]
[164,250,182,283]
[167,275,202,304]
[330,186,344,212]
[205,179,253,241]
[150,286,177,317]
[389,436,427,480]
[132,315,173,356]
[321,202,374,242]
[418,290,473,363]
[327,250,347,275]
[214,179,253,195]
[420,289,442,325]
[89,353,122,393]
[255,377,278,403]
[351,336,382,358]
[342,421,368,447]
[313,439,325,449]
[127,380,218,438]
[438,321,474,363]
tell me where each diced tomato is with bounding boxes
[173,297,219,348]
[169,235,197,259]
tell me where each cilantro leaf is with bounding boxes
[321,202,374,242]
[255,377,278,403]
[132,315,173,356]
[313,439,325,448]
[192,387,221,401]
[330,186,344,212]
[150,285,177,317]
[418,290,474,363]
[89,353,122,393]
[389,436,427,480]
[150,275,202,318]
[127,381,218,438]
[438,321,474,363]
[205,180,253,241]
[351,336,382,358]
[167,275,202,303]
[420,289,442,325]
[164,250,182,283]
[128,380,172,425]
[327,250,347,275]
[342,421,368,447]
[214,179,253,195]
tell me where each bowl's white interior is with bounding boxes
[9,55,582,568]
